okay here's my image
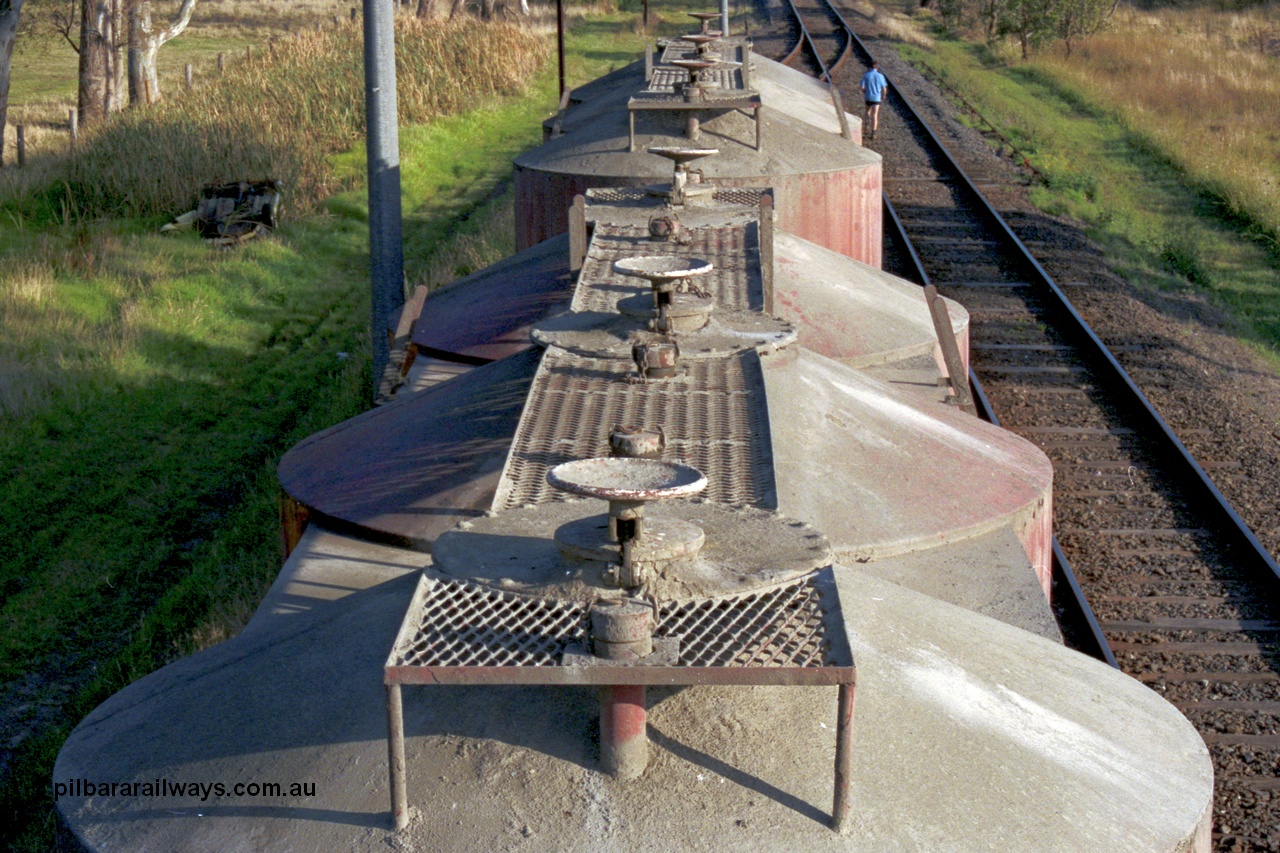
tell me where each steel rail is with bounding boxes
[835,16,1280,596]
[780,0,1279,660]
[882,194,1118,667]
[779,0,850,82]
[810,0,860,81]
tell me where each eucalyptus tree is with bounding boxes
[999,0,1058,59]
[1056,0,1112,57]
[127,0,197,105]
[78,0,126,124]
[1,0,26,165]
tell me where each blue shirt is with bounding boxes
[861,69,887,102]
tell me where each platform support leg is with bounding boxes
[601,684,647,779]
[832,682,855,833]
[387,683,409,831]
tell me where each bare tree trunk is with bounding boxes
[984,0,999,41]
[78,0,126,124]
[480,0,494,19]
[108,0,125,110]
[448,0,465,18]
[415,0,435,17]
[128,0,197,107]
[78,0,109,124]
[0,0,26,167]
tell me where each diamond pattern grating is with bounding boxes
[389,570,843,671]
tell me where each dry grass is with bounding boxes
[875,9,935,49]
[195,0,355,34]
[1039,3,1280,245]
[1,17,548,221]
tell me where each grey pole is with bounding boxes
[363,0,405,395]
[720,0,729,37]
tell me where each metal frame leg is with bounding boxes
[601,684,648,779]
[387,683,408,831]
[831,682,855,833]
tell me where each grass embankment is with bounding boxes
[1,2,683,844]
[5,0,352,161]
[890,3,1280,362]
[0,11,586,849]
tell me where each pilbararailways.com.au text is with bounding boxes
[53,778,316,802]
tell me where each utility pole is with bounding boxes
[362,0,405,396]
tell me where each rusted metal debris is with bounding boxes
[161,180,283,245]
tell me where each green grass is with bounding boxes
[0,118,538,850]
[897,34,1280,366]
[0,6,692,848]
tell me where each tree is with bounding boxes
[1055,0,1110,57]
[937,0,1006,43]
[999,0,1057,59]
[47,0,79,50]
[78,0,126,125]
[979,0,1005,42]
[127,0,196,106]
[1,0,26,166]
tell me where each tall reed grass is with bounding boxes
[1037,3,1280,247]
[0,18,548,222]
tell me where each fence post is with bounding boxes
[69,109,78,150]
[217,52,225,73]
[351,7,358,20]
[17,125,25,167]
[185,63,193,88]
[247,45,253,64]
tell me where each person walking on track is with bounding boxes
[860,61,888,139]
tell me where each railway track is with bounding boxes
[772,1,1280,848]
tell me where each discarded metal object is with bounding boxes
[161,180,283,246]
